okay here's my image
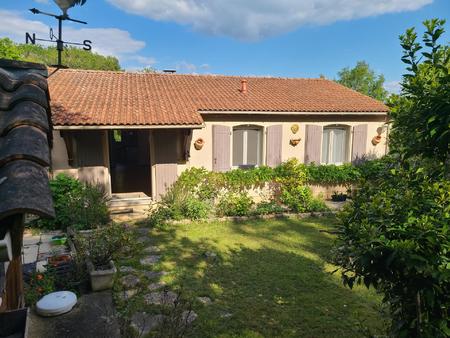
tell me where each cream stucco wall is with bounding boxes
[51,113,388,200]
[179,113,388,174]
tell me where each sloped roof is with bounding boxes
[0,59,54,220]
[48,69,388,127]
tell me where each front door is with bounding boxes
[109,130,151,196]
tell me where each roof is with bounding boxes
[48,69,388,127]
[0,59,55,221]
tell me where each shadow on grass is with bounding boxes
[144,217,385,338]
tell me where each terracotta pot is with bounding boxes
[372,135,382,145]
[290,138,301,146]
[194,138,205,150]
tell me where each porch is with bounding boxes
[51,128,193,203]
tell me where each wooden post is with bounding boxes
[1,215,25,311]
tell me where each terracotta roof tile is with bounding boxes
[48,69,388,127]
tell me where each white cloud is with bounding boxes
[384,80,402,94]
[0,9,155,67]
[175,61,210,74]
[34,0,49,4]
[106,0,432,40]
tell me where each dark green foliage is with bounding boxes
[336,60,389,101]
[0,38,121,70]
[217,193,254,217]
[307,163,361,186]
[335,159,450,337]
[253,201,285,215]
[36,174,110,230]
[335,19,450,337]
[388,19,450,160]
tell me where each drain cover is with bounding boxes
[36,291,77,317]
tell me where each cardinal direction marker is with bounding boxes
[26,7,90,68]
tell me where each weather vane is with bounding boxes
[26,0,92,68]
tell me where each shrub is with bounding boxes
[308,197,329,212]
[217,192,254,217]
[334,160,450,337]
[275,159,315,212]
[306,163,361,186]
[253,201,285,215]
[75,223,132,268]
[181,197,211,220]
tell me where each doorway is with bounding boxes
[108,130,151,196]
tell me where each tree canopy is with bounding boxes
[388,19,450,160]
[336,60,388,101]
[0,38,121,71]
[335,19,449,338]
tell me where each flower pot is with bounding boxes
[194,138,205,150]
[371,135,382,145]
[289,138,301,147]
[87,260,116,291]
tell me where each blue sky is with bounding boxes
[1,1,449,92]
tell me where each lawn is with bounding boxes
[118,216,387,337]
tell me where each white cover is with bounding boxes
[36,291,77,317]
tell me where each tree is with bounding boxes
[0,38,21,60]
[0,38,121,71]
[336,61,388,101]
[388,19,450,161]
[334,19,449,338]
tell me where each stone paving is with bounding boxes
[22,230,67,272]
[123,228,200,336]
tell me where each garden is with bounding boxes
[23,19,449,338]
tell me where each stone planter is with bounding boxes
[87,260,116,291]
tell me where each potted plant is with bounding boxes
[331,191,347,202]
[75,224,128,291]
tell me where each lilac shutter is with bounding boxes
[304,125,322,164]
[266,125,283,167]
[352,124,368,163]
[212,125,230,172]
[155,163,178,200]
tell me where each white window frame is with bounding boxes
[321,125,350,165]
[232,125,264,168]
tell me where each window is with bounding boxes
[232,125,263,167]
[321,126,349,164]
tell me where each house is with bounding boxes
[48,69,389,200]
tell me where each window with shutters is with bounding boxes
[321,126,350,164]
[232,125,263,168]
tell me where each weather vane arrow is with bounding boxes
[26,0,92,68]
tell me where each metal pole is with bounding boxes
[57,16,63,67]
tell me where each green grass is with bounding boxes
[121,216,387,337]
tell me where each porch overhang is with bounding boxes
[53,124,205,130]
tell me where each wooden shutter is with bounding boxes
[266,125,282,167]
[352,124,368,163]
[212,125,230,172]
[155,163,178,200]
[304,125,322,164]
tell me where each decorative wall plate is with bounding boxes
[291,124,299,134]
